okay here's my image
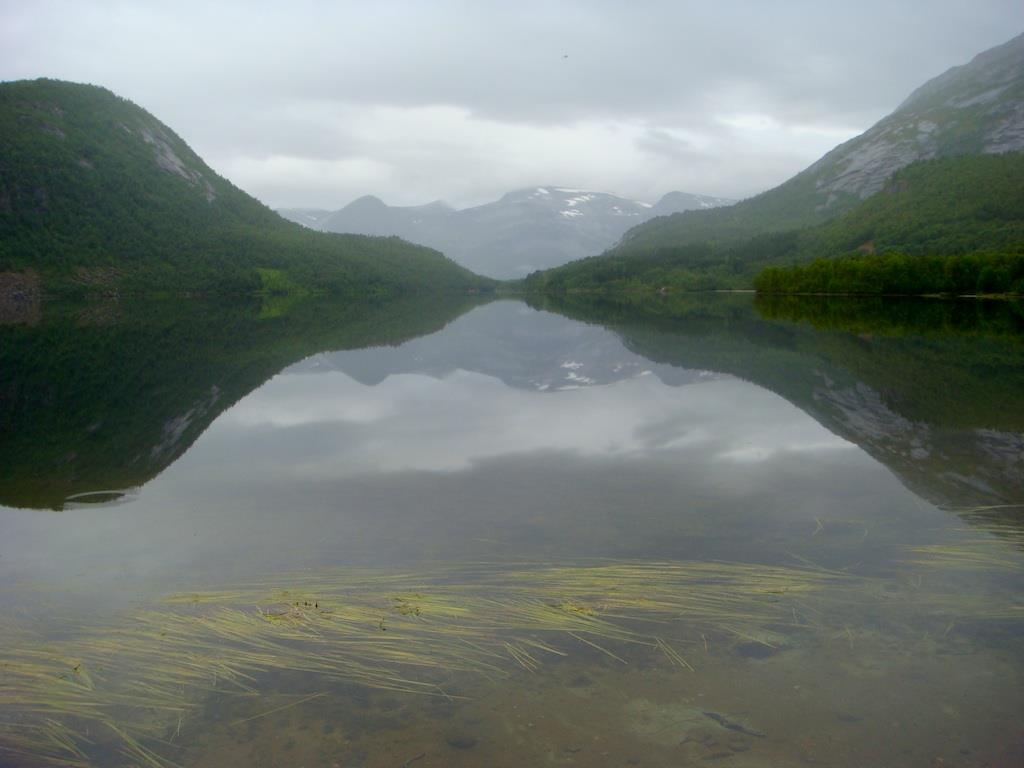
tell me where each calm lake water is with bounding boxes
[1,293,1022,767]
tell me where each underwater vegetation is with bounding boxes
[0,550,1020,767]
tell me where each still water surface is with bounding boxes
[0,294,1021,767]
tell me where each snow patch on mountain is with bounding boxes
[564,194,596,206]
[287,185,734,278]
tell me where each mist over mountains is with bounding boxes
[279,188,733,279]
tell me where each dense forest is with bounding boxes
[0,80,491,296]
[754,251,1024,295]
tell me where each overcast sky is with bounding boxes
[1,1,1021,209]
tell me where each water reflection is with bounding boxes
[1,301,880,592]
[538,293,1024,514]
[0,294,481,510]
[2,296,1022,589]
[222,371,850,474]
[0,293,1021,768]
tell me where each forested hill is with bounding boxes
[754,153,1024,294]
[0,79,488,296]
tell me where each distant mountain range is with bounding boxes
[0,80,486,296]
[528,32,1024,293]
[279,188,733,279]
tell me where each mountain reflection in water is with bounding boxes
[0,293,1021,768]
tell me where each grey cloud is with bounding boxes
[1,0,1020,207]
[637,129,699,164]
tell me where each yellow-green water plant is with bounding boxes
[0,553,1020,767]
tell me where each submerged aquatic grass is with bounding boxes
[906,539,1024,572]
[0,559,842,766]
[0,552,1020,767]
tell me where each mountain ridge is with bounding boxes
[279,186,734,279]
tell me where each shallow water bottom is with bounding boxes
[182,628,1022,768]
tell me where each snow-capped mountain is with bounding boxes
[278,187,733,279]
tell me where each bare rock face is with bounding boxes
[802,33,1024,210]
[986,99,1024,153]
[139,126,217,201]
[811,373,1024,511]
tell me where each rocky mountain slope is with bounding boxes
[803,31,1024,209]
[280,187,732,279]
[610,32,1024,256]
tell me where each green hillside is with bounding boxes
[526,152,1024,294]
[0,79,489,295]
[786,153,1024,259]
[754,153,1024,294]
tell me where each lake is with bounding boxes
[0,293,1021,767]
